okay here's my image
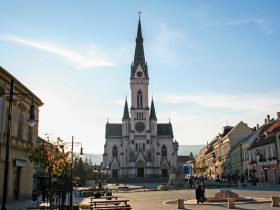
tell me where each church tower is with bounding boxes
[103,15,178,182]
[130,15,149,136]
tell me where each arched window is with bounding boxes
[112,145,118,157]
[136,143,138,151]
[143,143,145,151]
[137,90,143,107]
[162,145,167,157]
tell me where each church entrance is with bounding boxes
[162,169,168,177]
[112,169,118,178]
[137,168,144,177]
[136,160,145,177]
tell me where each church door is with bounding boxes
[162,169,168,177]
[137,168,144,177]
[112,169,118,178]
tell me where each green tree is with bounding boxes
[29,137,71,209]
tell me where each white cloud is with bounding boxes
[157,91,280,113]
[190,6,273,34]
[2,35,115,69]
[208,18,273,34]
[150,23,189,63]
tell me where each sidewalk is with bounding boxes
[1,184,280,209]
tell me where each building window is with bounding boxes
[136,143,138,151]
[137,90,143,108]
[112,145,118,157]
[17,114,24,140]
[28,126,33,142]
[162,145,167,157]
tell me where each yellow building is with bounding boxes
[0,66,43,201]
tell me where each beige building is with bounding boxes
[0,66,43,201]
[213,121,253,179]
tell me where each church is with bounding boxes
[103,16,179,181]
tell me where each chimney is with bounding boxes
[267,115,270,122]
[277,112,280,119]
[256,124,259,130]
[265,119,268,124]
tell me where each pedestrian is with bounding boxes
[195,182,206,204]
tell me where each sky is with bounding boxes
[0,1,280,154]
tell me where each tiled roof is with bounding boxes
[248,119,280,149]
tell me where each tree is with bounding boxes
[29,137,71,209]
[190,152,194,160]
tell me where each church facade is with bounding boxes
[103,17,179,180]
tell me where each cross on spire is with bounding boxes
[138,11,141,21]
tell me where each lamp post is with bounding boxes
[0,79,36,210]
[65,136,83,209]
[250,160,257,185]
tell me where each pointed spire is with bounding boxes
[131,13,149,79]
[150,98,157,120]
[122,98,130,120]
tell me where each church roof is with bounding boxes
[157,123,174,138]
[105,123,174,138]
[105,123,122,138]
[131,16,149,79]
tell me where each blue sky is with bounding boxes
[0,1,280,154]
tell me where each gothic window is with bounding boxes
[143,143,145,151]
[112,145,118,157]
[137,90,143,108]
[162,145,167,157]
[136,143,138,151]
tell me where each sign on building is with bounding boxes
[183,163,192,176]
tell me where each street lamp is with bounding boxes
[65,136,83,209]
[0,79,37,210]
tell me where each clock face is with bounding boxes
[136,71,143,77]
[135,121,145,132]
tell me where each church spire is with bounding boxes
[122,98,130,120]
[150,98,157,120]
[131,12,149,79]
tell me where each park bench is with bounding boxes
[117,186,129,192]
[89,197,131,210]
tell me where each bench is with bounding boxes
[89,198,130,209]
[117,187,129,192]
[101,196,119,200]
[91,205,131,210]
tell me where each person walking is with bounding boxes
[195,182,206,204]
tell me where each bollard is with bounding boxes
[177,199,185,209]
[271,196,280,207]
[227,198,235,209]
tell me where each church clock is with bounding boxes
[135,121,145,132]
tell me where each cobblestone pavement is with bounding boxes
[2,185,280,209]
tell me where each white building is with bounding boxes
[103,17,178,181]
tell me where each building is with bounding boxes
[0,66,43,201]
[103,17,179,182]
[214,121,253,179]
[248,114,280,184]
